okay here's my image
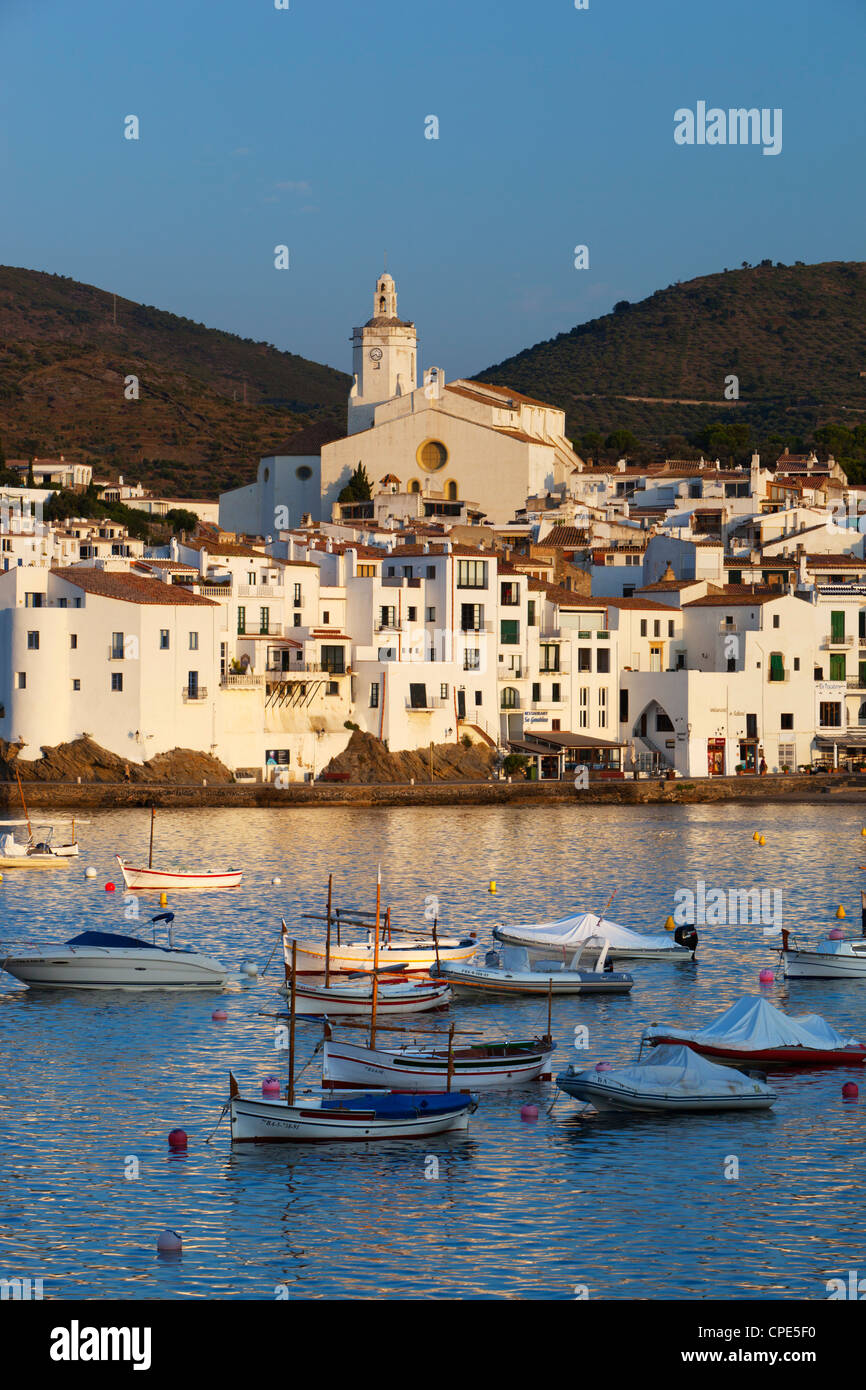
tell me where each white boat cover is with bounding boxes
[588,1045,771,1098]
[499,911,678,953]
[0,834,27,857]
[643,996,860,1051]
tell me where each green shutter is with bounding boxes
[831,610,845,642]
[830,653,847,681]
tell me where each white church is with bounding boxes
[219,271,585,532]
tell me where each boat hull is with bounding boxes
[493,926,688,963]
[556,1074,775,1113]
[280,978,452,1015]
[0,946,228,990]
[783,951,866,980]
[436,963,633,995]
[292,938,477,976]
[117,859,242,892]
[0,855,70,870]
[647,1035,866,1067]
[229,1093,473,1142]
[322,1037,555,1091]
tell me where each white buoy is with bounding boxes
[271,876,282,886]
[84,866,97,879]
[241,959,259,977]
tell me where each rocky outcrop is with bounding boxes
[321,730,496,784]
[0,736,234,784]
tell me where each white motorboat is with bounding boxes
[0,823,78,869]
[643,995,866,1067]
[116,856,242,892]
[278,973,452,1016]
[291,933,477,976]
[493,910,696,963]
[0,913,228,990]
[434,938,634,995]
[229,1079,476,1143]
[556,1045,777,1113]
[322,1031,555,1091]
[779,926,866,980]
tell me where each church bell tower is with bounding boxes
[348,271,418,434]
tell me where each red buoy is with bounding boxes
[168,1128,188,1150]
[105,882,115,893]
[262,1077,281,1096]
[211,1008,227,1021]
[843,1082,859,1102]
[520,1104,538,1123]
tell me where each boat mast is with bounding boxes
[547,977,552,1044]
[370,869,381,1051]
[148,806,155,869]
[446,1022,455,1092]
[287,939,297,1104]
[14,768,32,840]
[325,873,333,987]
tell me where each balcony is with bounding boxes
[460,621,493,633]
[237,584,282,598]
[374,619,402,632]
[821,635,854,649]
[718,621,739,634]
[404,696,448,712]
[181,686,208,702]
[220,674,264,689]
[237,623,281,637]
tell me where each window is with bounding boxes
[111,632,124,660]
[417,439,448,472]
[772,614,780,629]
[769,652,785,682]
[820,701,842,728]
[831,610,846,643]
[653,620,660,637]
[729,570,742,585]
[158,629,169,650]
[500,581,519,605]
[579,687,588,728]
[440,683,449,699]
[781,713,794,730]
[357,565,376,578]
[188,631,199,650]
[72,679,80,691]
[597,648,610,674]
[293,583,302,605]
[727,656,736,672]
[794,657,800,671]
[552,682,561,702]
[532,681,541,702]
[379,605,397,629]
[474,689,482,706]
[619,689,628,723]
[387,566,395,577]
[259,609,269,636]
[461,604,483,631]
[293,614,301,627]
[577,648,591,673]
[598,688,607,728]
[187,671,199,698]
[237,606,246,635]
[746,713,758,739]
[407,607,417,622]
[463,648,480,671]
[500,686,519,709]
[640,619,647,637]
[322,611,330,624]
[409,683,428,709]
[500,619,519,644]
[111,672,123,692]
[321,645,345,674]
[70,634,78,649]
[370,682,379,708]
[27,631,39,650]
[457,559,487,589]
[426,607,436,622]
[327,681,339,696]
[829,653,846,681]
[656,711,674,732]
[15,672,25,689]
[541,644,560,673]
[402,567,413,580]
[814,667,823,681]
[779,743,795,767]
[426,565,435,579]
[24,593,44,608]
[668,621,674,637]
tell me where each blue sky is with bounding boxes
[1,0,863,380]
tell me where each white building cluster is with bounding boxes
[3,270,866,782]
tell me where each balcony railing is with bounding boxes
[404,696,448,712]
[220,674,264,688]
[821,635,854,649]
[374,619,402,632]
[460,621,493,633]
[237,584,282,598]
[718,621,739,634]
[181,686,208,701]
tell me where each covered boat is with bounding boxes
[229,1079,476,1143]
[434,939,633,995]
[643,996,866,1066]
[0,913,228,990]
[322,1032,555,1091]
[493,911,696,962]
[556,1045,777,1113]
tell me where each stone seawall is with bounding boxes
[3,774,866,810]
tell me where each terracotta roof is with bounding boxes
[601,595,678,612]
[536,528,590,548]
[461,379,559,411]
[804,554,866,568]
[683,588,782,607]
[637,578,703,592]
[50,568,217,606]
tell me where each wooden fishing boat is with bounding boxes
[435,937,633,996]
[779,923,866,980]
[278,973,452,1016]
[116,857,243,892]
[643,996,866,1067]
[322,1032,555,1091]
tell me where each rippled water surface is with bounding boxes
[2,801,866,1300]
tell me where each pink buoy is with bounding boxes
[261,1077,281,1096]
[105,882,115,893]
[595,1062,613,1072]
[759,968,775,984]
[520,1104,538,1123]
[843,1082,859,1102]
[167,1128,187,1150]
[212,1008,227,1021]
[157,1229,182,1255]
[829,928,845,941]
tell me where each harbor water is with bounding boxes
[1,801,864,1300]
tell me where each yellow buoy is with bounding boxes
[488,880,497,894]
[861,828,866,837]
[160,891,168,907]
[664,915,675,931]
[753,831,760,841]
[836,905,846,919]
[758,836,766,846]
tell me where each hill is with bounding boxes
[0,266,350,498]
[476,260,866,476]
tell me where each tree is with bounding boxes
[338,463,372,503]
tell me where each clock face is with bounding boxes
[369,348,383,361]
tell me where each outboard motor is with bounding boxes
[674,925,699,959]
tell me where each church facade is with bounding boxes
[219,271,584,533]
